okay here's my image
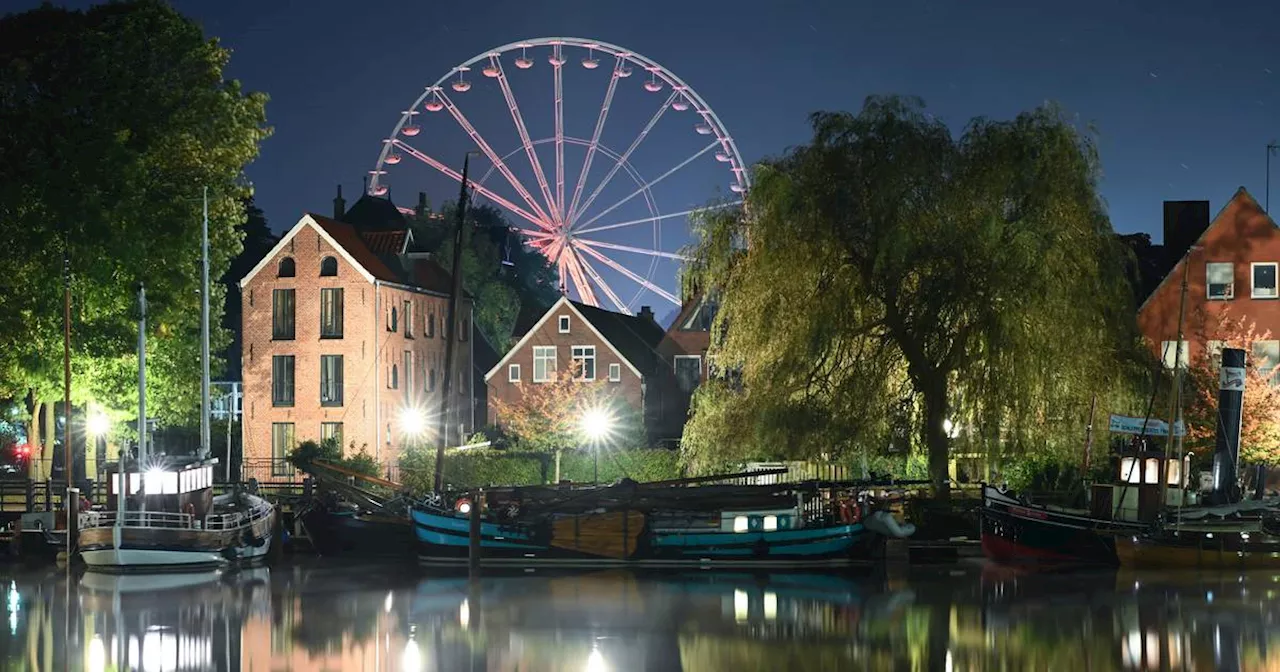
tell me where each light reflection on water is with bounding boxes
[4,559,1280,670]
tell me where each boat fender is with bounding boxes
[863,510,917,539]
[220,546,238,561]
[838,498,861,524]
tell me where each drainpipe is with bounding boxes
[469,306,475,433]
[374,280,381,464]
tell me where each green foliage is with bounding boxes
[0,1,270,428]
[999,453,1110,500]
[288,438,379,477]
[407,204,557,349]
[683,96,1147,494]
[396,446,683,494]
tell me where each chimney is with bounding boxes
[415,192,428,218]
[333,185,346,220]
[1211,347,1247,504]
[1162,200,1210,265]
[638,306,654,322]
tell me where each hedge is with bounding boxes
[397,446,684,494]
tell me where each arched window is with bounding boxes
[390,364,399,389]
[388,306,398,332]
[319,256,338,277]
[277,257,296,278]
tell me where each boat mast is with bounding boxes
[200,186,211,461]
[1162,252,1191,511]
[434,154,472,493]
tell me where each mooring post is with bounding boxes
[66,486,79,558]
[44,478,52,512]
[468,488,482,570]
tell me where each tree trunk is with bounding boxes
[553,449,562,484]
[43,400,56,482]
[921,376,951,500]
[26,396,42,481]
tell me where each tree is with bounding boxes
[0,1,270,461]
[492,369,644,482]
[408,203,558,349]
[1182,310,1280,464]
[222,199,278,379]
[684,96,1145,495]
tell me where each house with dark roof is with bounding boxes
[238,196,478,477]
[1138,188,1280,377]
[485,297,677,443]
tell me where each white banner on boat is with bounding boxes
[1108,414,1185,437]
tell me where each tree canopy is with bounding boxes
[682,96,1147,493]
[0,1,269,432]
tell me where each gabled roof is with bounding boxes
[1138,188,1275,313]
[341,193,407,231]
[362,229,409,255]
[307,213,403,282]
[485,297,666,381]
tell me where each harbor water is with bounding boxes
[3,558,1280,670]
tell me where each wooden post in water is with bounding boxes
[66,487,78,558]
[468,488,482,570]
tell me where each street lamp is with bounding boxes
[580,406,614,484]
[400,406,427,438]
[86,409,110,486]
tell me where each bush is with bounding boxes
[560,447,683,484]
[396,446,684,495]
[288,438,380,478]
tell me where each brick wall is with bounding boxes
[242,220,474,473]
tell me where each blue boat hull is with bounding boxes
[410,507,873,568]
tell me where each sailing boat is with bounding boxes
[79,191,277,571]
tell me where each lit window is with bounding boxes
[1252,263,1278,299]
[733,516,748,533]
[558,315,570,333]
[1206,262,1233,299]
[1161,341,1188,370]
[533,346,557,383]
[571,346,596,381]
[608,363,621,382]
[763,515,778,531]
[508,364,520,382]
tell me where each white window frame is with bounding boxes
[1253,340,1280,383]
[558,315,571,333]
[1206,340,1226,370]
[1161,340,1189,370]
[674,354,703,392]
[508,364,521,383]
[608,363,621,382]
[1206,262,1234,300]
[1252,262,1278,299]
[533,346,557,383]
[571,345,596,381]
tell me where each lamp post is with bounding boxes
[87,409,109,487]
[580,407,612,484]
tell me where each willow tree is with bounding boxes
[683,96,1144,495]
[0,1,270,452]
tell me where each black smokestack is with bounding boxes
[1211,347,1246,504]
[333,185,346,220]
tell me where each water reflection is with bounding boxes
[5,559,1280,670]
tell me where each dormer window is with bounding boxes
[558,315,570,333]
[1206,262,1233,300]
[320,256,338,277]
[277,257,296,278]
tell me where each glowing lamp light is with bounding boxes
[580,407,613,441]
[459,598,470,628]
[586,647,607,672]
[458,500,472,515]
[87,412,110,438]
[400,407,426,436]
[402,639,422,672]
[87,635,106,672]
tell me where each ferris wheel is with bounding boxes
[369,37,748,311]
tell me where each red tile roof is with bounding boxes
[361,229,408,254]
[307,213,401,282]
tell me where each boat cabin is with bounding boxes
[106,458,218,520]
[1090,444,1191,523]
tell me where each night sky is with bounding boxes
[10,0,1280,310]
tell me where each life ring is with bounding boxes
[838,498,861,524]
[455,498,473,515]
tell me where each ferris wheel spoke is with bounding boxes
[393,140,552,231]
[435,87,554,224]
[574,242,680,305]
[489,56,560,222]
[575,139,720,230]
[553,44,566,220]
[575,201,742,235]
[575,252,629,313]
[564,247,597,306]
[575,238,689,261]
[566,58,622,224]
[570,90,679,228]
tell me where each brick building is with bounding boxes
[1138,188,1280,375]
[239,206,476,476]
[485,292,716,445]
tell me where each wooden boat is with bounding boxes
[1115,502,1280,570]
[412,477,917,568]
[293,460,415,558]
[79,459,277,572]
[981,441,1189,565]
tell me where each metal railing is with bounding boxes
[82,497,273,531]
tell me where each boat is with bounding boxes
[981,439,1189,565]
[78,457,277,571]
[294,459,415,558]
[411,476,918,569]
